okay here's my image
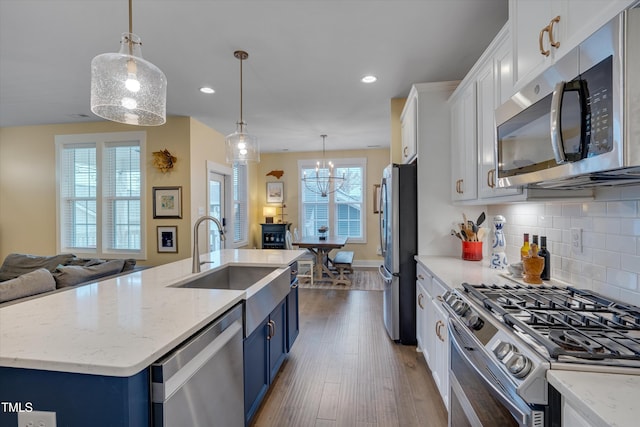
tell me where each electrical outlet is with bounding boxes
[570,228,583,254]
[17,411,56,427]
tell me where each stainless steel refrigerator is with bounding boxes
[378,163,417,344]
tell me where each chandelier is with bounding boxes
[90,0,167,126]
[302,135,345,197]
[225,50,260,163]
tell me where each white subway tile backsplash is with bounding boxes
[591,248,621,269]
[488,195,640,305]
[592,217,621,234]
[606,201,637,217]
[562,203,583,217]
[606,234,636,254]
[582,202,607,216]
[606,268,638,290]
[621,253,640,274]
[620,218,640,236]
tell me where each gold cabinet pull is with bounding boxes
[456,179,464,194]
[418,293,424,309]
[403,146,409,158]
[488,168,496,188]
[437,321,446,342]
[417,274,424,280]
[434,320,440,338]
[549,16,561,48]
[539,25,551,56]
[437,295,444,302]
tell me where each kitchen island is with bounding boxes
[0,249,305,426]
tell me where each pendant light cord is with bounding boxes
[127,0,134,55]
[239,55,244,125]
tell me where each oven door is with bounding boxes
[448,317,547,427]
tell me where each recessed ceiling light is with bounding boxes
[200,87,215,94]
[361,75,377,83]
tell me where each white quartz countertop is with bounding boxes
[415,254,640,427]
[0,249,305,377]
[548,370,640,427]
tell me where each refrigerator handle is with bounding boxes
[378,265,393,283]
[379,179,387,257]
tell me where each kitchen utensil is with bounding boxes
[476,212,486,227]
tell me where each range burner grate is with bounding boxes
[462,283,640,360]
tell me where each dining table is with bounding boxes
[292,235,348,283]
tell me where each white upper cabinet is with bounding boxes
[400,90,417,164]
[450,83,477,202]
[511,0,635,91]
[477,29,522,200]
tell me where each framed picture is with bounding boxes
[157,226,178,253]
[266,182,284,204]
[153,186,182,218]
[373,184,381,214]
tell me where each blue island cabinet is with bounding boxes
[243,297,287,425]
[0,366,149,426]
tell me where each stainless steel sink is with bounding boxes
[171,265,291,337]
[173,265,277,291]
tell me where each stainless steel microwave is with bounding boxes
[495,6,640,189]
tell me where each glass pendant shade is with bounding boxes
[91,32,167,126]
[225,122,260,164]
[225,50,260,164]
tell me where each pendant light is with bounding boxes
[225,50,260,164]
[90,0,167,126]
[302,135,346,197]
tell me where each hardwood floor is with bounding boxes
[251,288,448,427]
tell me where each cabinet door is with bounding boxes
[432,278,450,409]
[433,300,449,410]
[416,281,428,360]
[511,0,561,89]
[286,285,299,352]
[268,299,287,383]
[244,318,270,424]
[401,94,417,164]
[477,51,522,200]
[450,83,477,201]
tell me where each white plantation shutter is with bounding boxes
[60,143,97,250]
[103,141,142,252]
[233,163,248,244]
[56,132,146,258]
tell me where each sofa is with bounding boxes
[0,253,138,306]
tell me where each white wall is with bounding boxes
[488,185,640,306]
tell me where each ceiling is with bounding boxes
[0,0,508,153]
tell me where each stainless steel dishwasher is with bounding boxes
[151,303,244,427]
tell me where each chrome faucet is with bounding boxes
[192,216,226,273]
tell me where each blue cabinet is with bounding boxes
[0,367,149,426]
[243,297,288,425]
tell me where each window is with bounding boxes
[232,162,249,246]
[55,132,146,259]
[299,158,366,243]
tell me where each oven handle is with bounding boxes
[449,317,531,427]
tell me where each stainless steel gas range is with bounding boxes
[442,282,640,427]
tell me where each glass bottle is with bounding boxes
[520,233,531,260]
[532,234,539,247]
[539,236,550,280]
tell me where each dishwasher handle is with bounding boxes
[151,304,243,403]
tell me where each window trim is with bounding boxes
[298,157,367,244]
[55,131,147,259]
[231,162,250,248]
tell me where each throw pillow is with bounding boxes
[0,253,76,281]
[53,259,125,289]
[0,268,56,303]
